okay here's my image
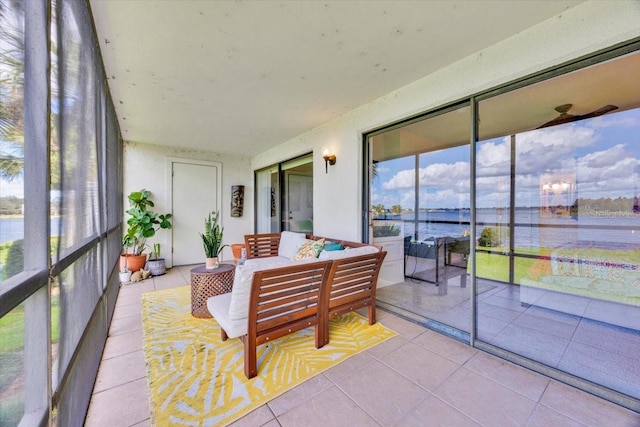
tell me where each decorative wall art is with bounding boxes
[231,185,244,217]
[271,187,276,217]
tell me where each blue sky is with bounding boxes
[2,110,639,206]
[372,108,640,210]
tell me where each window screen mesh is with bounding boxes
[53,0,100,259]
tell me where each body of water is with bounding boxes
[376,207,640,250]
[2,209,639,250]
[0,217,61,244]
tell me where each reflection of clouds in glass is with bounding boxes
[375,115,639,208]
[589,114,638,128]
[371,188,415,209]
[383,161,468,190]
[400,191,415,207]
[476,124,640,204]
[374,165,391,174]
[578,156,639,197]
[420,188,469,207]
[579,144,628,168]
[477,126,597,177]
[477,139,509,169]
[382,168,414,189]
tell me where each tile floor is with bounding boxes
[377,270,640,400]
[85,266,640,427]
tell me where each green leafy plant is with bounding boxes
[122,189,172,256]
[373,224,401,237]
[150,243,162,260]
[477,226,509,247]
[200,210,226,258]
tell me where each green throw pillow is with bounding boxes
[292,238,325,260]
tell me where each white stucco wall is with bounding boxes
[251,0,640,242]
[123,142,252,266]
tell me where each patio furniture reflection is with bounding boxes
[404,235,469,295]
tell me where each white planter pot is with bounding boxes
[119,271,132,283]
[205,257,219,269]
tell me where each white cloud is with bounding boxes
[375,119,639,209]
[0,178,24,198]
[383,161,469,191]
[382,168,415,190]
[477,126,598,177]
[579,144,628,168]
[590,114,638,128]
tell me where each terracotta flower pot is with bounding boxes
[205,257,219,269]
[120,254,147,272]
[231,244,245,260]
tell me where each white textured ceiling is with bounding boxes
[89,0,583,156]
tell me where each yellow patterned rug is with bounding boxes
[141,286,397,426]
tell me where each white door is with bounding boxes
[171,160,221,266]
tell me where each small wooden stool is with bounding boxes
[190,263,235,318]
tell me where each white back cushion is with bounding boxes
[228,265,260,320]
[228,259,291,320]
[318,245,379,259]
[278,231,306,259]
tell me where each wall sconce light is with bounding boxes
[322,149,336,174]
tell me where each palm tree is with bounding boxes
[0,1,25,181]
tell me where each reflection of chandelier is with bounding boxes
[542,182,570,192]
[540,174,576,218]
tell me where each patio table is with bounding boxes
[190,263,235,318]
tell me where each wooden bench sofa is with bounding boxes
[207,232,386,378]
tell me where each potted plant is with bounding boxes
[146,243,166,276]
[199,210,226,269]
[121,189,172,272]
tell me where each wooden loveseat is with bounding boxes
[207,232,386,378]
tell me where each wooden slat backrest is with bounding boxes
[244,232,382,260]
[248,260,331,346]
[244,233,280,258]
[322,251,386,345]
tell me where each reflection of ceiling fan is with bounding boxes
[537,103,618,129]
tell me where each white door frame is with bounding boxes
[166,157,222,267]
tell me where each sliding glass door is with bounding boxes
[282,155,313,233]
[365,47,640,406]
[255,166,279,233]
[254,154,313,234]
[475,51,640,401]
[368,104,472,334]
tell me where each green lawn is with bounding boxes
[474,246,552,284]
[474,245,638,285]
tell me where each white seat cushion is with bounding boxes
[207,293,247,338]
